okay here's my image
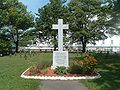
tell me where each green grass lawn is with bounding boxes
[0,52,120,90]
[81,53,120,90]
[0,53,52,90]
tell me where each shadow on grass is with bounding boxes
[84,53,120,90]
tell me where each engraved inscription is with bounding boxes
[55,52,67,65]
[52,51,69,68]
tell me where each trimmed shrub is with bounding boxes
[69,55,97,74]
[83,55,97,74]
[68,60,83,74]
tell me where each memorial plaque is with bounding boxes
[52,51,69,69]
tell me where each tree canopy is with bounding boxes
[36,0,69,50]
[35,0,115,53]
[0,0,34,53]
[104,0,120,34]
[1,0,120,54]
[68,0,109,52]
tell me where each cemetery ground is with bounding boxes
[0,52,120,90]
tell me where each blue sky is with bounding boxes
[19,0,49,15]
[19,0,70,15]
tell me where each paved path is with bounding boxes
[41,80,88,90]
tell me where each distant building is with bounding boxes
[87,35,120,52]
[24,35,120,53]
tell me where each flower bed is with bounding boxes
[21,67,101,80]
[21,55,101,80]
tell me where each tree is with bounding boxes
[0,0,16,54]
[0,0,11,28]
[0,0,34,52]
[68,0,109,53]
[101,0,120,12]
[102,0,120,34]
[19,28,37,47]
[0,29,12,56]
[36,0,69,50]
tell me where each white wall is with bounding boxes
[88,35,120,47]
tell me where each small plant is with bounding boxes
[29,65,40,75]
[36,60,51,69]
[29,60,51,75]
[55,66,68,75]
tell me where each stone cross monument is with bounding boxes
[52,19,69,69]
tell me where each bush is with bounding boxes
[0,34,12,56]
[69,55,97,74]
[29,65,39,75]
[68,60,83,74]
[29,60,51,75]
[36,60,52,69]
[55,66,68,75]
[83,55,97,74]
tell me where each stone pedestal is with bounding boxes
[51,51,69,69]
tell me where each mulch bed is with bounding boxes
[23,67,97,77]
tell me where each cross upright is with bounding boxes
[52,19,69,52]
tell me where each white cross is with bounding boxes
[52,19,69,51]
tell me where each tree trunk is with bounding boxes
[54,43,57,51]
[15,40,19,53]
[53,35,57,51]
[15,29,19,53]
[82,41,86,53]
[81,36,87,53]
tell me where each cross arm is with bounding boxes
[52,24,58,29]
[63,24,69,29]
